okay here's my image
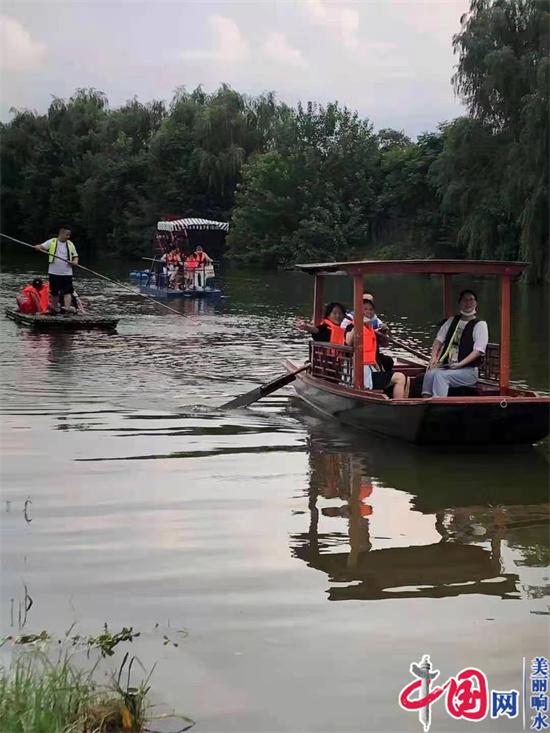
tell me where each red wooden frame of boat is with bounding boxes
[286,259,550,445]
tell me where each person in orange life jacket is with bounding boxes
[184,253,198,271]
[345,299,409,398]
[33,225,78,312]
[161,247,182,273]
[296,302,347,343]
[193,245,211,265]
[421,289,488,398]
[342,293,393,372]
[16,278,51,314]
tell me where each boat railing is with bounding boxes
[310,340,500,389]
[479,343,500,383]
[310,342,354,386]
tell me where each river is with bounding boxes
[1,256,548,733]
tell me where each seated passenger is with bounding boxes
[169,264,186,290]
[345,299,408,399]
[184,253,198,271]
[161,247,182,269]
[296,302,347,344]
[342,292,393,371]
[16,278,50,315]
[421,289,488,398]
[341,293,387,331]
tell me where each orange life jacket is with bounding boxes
[195,251,208,264]
[363,325,378,365]
[320,318,345,345]
[166,251,181,265]
[185,255,198,269]
[359,482,373,501]
[360,503,373,518]
[350,322,378,365]
[21,284,50,314]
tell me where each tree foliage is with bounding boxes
[449,0,549,277]
[1,0,547,278]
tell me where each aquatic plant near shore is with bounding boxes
[0,627,195,732]
[0,650,109,732]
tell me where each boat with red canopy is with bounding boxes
[285,259,550,445]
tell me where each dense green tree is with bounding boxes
[227,103,379,266]
[448,0,549,278]
[372,130,450,257]
[0,1,547,276]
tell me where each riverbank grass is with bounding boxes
[0,650,149,733]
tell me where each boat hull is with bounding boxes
[138,284,222,299]
[290,363,550,446]
[131,270,222,299]
[5,308,119,332]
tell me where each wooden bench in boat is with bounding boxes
[5,308,119,332]
[310,341,517,397]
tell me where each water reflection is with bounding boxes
[291,410,549,602]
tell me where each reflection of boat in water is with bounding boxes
[287,259,550,445]
[293,540,516,601]
[290,412,549,602]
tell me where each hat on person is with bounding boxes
[32,278,43,289]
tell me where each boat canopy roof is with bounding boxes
[157,218,229,233]
[296,259,528,277]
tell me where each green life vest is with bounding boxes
[48,238,77,264]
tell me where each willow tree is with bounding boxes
[451,0,549,279]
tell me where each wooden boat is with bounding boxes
[5,308,119,331]
[286,259,550,445]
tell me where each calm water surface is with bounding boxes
[1,258,548,733]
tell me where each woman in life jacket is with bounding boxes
[345,299,409,398]
[296,302,347,344]
[16,278,51,315]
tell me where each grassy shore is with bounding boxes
[0,626,193,733]
[0,649,150,733]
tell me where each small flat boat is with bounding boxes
[134,272,222,300]
[287,258,550,446]
[5,308,119,331]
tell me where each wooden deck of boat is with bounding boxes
[5,308,119,331]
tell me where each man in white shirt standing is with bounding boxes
[421,289,489,397]
[34,226,79,313]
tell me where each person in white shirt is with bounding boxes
[341,293,386,331]
[34,226,79,313]
[421,289,489,398]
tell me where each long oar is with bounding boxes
[0,232,186,318]
[386,334,430,362]
[220,363,310,410]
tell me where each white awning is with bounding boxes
[157,218,229,233]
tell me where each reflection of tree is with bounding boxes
[506,525,550,568]
[521,585,550,601]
